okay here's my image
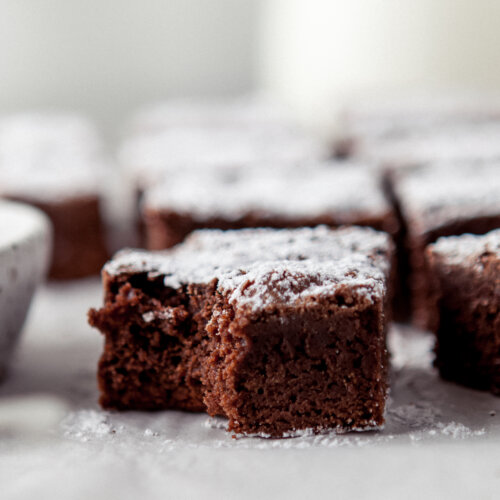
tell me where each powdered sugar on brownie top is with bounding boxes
[120,126,329,189]
[0,113,105,201]
[143,163,389,221]
[105,226,392,311]
[394,162,500,235]
[429,229,500,268]
[355,123,500,167]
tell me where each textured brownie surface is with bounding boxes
[0,113,109,279]
[391,163,500,327]
[142,163,398,249]
[89,226,394,437]
[427,230,500,394]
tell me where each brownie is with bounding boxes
[337,92,500,159]
[141,163,399,249]
[426,230,500,394]
[0,113,109,279]
[120,125,329,194]
[390,162,500,328]
[88,226,394,437]
[348,123,500,170]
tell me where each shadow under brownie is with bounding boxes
[89,226,394,437]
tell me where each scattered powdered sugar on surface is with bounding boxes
[105,226,393,311]
[394,162,500,234]
[429,228,500,267]
[143,162,390,221]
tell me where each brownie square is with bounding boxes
[141,163,399,249]
[0,113,109,279]
[88,226,394,437]
[426,230,500,394]
[120,126,329,193]
[390,162,500,328]
[349,124,500,171]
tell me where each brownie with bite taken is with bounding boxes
[88,226,394,437]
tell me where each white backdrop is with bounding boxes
[0,0,259,135]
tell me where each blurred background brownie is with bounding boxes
[390,162,500,328]
[426,229,500,395]
[89,226,394,437]
[0,113,110,279]
[141,162,398,249]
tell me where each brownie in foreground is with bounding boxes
[89,226,394,437]
[426,230,500,395]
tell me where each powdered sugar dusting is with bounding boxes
[394,162,500,234]
[355,123,500,166]
[120,126,329,189]
[429,228,500,268]
[144,162,390,221]
[105,226,393,311]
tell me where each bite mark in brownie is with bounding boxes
[89,226,394,437]
[426,230,500,394]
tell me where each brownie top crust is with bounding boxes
[429,229,500,267]
[0,113,105,201]
[143,163,390,221]
[120,127,329,189]
[105,226,393,312]
[393,163,500,236]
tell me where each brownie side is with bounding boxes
[143,206,399,251]
[7,194,109,280]
[88,270,218,412]
[203,290,388,437]
[409,215,500,329]
[426,247,500,394]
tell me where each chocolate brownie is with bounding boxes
[88,226,394,437]
[337,92,500,159]
[120,126,329,193]
[390,162,500,328]
[426,230,500,394]
[0,113,109,279]
[348,124,500,170]
[141,163,399,249]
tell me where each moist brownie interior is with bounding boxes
[89,226,394,437]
